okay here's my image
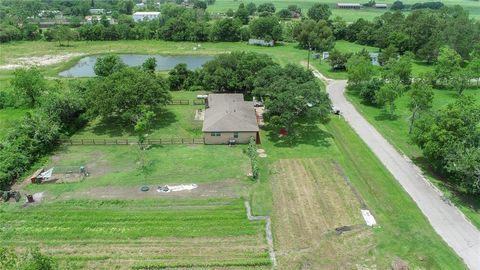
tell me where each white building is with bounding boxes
[133,12,160,22]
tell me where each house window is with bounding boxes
[233,132,239,139]
[211,132,221,137]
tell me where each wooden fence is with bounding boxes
[168,99,190,105]
[59,138,205,146]
[168,99,206,105]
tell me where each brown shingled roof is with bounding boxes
[202,94,260,132]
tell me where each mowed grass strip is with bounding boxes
[271,158,373,269]
[326,117,467,269]
[0,198,270,270]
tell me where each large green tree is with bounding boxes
[87,67,171,123]
[199,52,275,94]
[249,15,282,41]
[412,96,480,193]
[375,78,405,117]
[292,19,335,52]
[11,68,46,107]
[408,77,434,133]
[93,54,127,77]
[346,55,375,88]
[435,47,462,84]
[307,3,331,22]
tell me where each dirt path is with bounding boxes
[308,65,480,269]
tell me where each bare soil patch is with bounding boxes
[271,159,375,269]
[61,179,245,200]
[0,53,84,70]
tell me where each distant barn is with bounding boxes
[336,3,362,9]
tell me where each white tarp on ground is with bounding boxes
[157,184,198,193]
[39,168,54,179]
[361,209,377,226]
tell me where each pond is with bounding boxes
[59,54,214,77]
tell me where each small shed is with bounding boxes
[369,53,379,66]
[248,39,274,47]
[322,52,330,60]
[374,4,388,8]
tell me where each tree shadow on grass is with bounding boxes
[412,156,480,214]
[90,110,177,138]
[374,111,399,121]
[264,124,333,148]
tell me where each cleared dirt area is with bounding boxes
[271,159,375,269]
[0,53,84,70]
[61,179,245,199]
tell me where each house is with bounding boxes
[132,12,160,22]
[84,15,115,24]
[202,94,260,145]
[89,8,105,15]
[336,3,362,9]
[374,3,388,8]
[248,38,274,47]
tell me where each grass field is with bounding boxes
[0,39,469,269]
[346,87,480,229]
[0,198,270,269]
[255,116,467,269]
[271,158,372,269]
[72,91,205,140]
[206,0,480,21]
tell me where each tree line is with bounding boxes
[344,45,480,194]
[335,6,480,62]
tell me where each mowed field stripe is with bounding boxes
[271,158,371,269]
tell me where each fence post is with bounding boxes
[115,139,118,145]
[93,139,95,145]
[171,138,173,144]
[126,139,128,145]
[182,138,184,144]
[160,138,162,144]
[104,139,106,145]
[81,139,84,145]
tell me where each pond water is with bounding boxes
[59,54,214,77]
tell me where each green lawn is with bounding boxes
[206,0,480,21]
[346,87,480,229]
[24,143,250,197]
[0,198,270,269]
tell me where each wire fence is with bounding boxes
[59,138,206,146]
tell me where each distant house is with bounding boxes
[336,3,362,9]
[89,8,105,15]
[374,3,388,8]
[132,12,160,22]
[84,15,115,24]
[248,39,274,47]
[202,94,260,145]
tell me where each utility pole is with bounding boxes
[307,47,311,70]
